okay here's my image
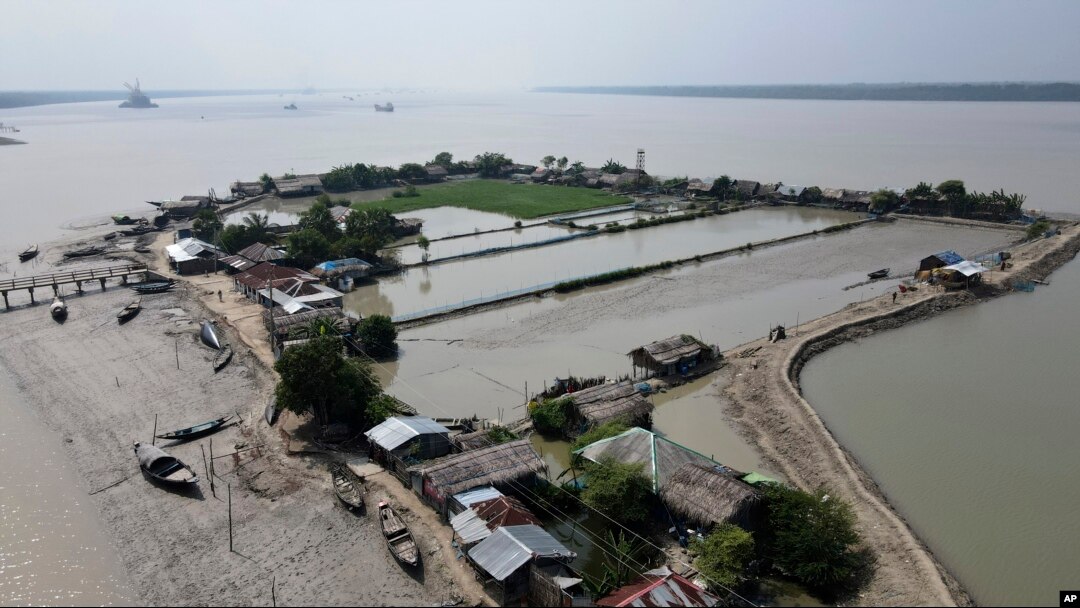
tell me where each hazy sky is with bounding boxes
[3,0,1079,90]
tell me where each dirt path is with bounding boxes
[718,224,1080,606]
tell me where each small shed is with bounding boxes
[409,439,546,514]
[448,486,504,517]
[237,242,285,263]
[820,187,845,202]
[160,199,207,219]
[424,165,448,182]
[164,237,227,275]
[597,566,719,607]
[312,258,374,290]
[273,174,323,197]
[628,334,715,377]
[574,427,722,494]
[468,525,577,605]
[230,181,265,198]
[938,260,986,288]
[659,463,761,530]
[918,250,965,272]
[364,416,451,464]
[393,217,424,237]
[733,180,760,199]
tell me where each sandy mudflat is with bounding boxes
[0,275,480,606]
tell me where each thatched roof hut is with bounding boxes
[628,334,714,376]
[659,463,760,529]
[565,380,652,433]
[410,439,546,510]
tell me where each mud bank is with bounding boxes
[717,223,1080,606]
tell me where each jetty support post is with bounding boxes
[228,483,233,552]
[151,414,158,446]
[51,284,59,296]
[28,287,34,304]
[2,291,7,310]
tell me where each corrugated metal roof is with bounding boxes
[468,525,575,581]
[364,416,450,451]
[943,260,986,277]
[450,509,494,544]
[574,428,719,493]
[166,237,225,263]
[597,567,718,607]
[452,486,504,508]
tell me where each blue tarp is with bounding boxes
[932,250,964,266]
[316,258,372,271]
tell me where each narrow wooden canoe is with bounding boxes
[379,501,419,566]
[134,441,198,485]
[18,244,38,262]
[330,463,364,510]
[117,298,142,323]
[154,415,233,442]
[264,396,279,426]
[868,268,890,280]
[213,345,233,373]
[131,280,175,294]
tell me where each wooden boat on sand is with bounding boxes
[18,244,38,262]
[213,345,233,372]
[133,441,198,485]
[117,298,142,323]
[155,415,233,442]
[330,463,365,510]
[867,268,890,280]
[130,280,175,294]
[265,396,280,426]
[50,296,67,322]
[378,501,419,566]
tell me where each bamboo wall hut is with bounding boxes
[659,463,761,530]
[409,439,546,514]
[628,334,715,377]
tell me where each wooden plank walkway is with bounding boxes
[1,263,148,308]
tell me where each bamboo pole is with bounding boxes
[151,414,158,446]
[227,483,233,552]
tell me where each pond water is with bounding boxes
[800,257,1080,606]
[387,223,576,265]
[346,207,857,319]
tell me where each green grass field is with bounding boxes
[357,180,630,219]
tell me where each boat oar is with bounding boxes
[89,472,135,495]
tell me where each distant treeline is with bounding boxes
[0,89,305,109]
[535,83,1080,102]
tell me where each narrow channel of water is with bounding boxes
[347,207,857,318]
[0,364,132,606]
[800,258,1080,606]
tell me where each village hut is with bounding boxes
[467,525,577,606]
[164,237,227,275]
[820,187,845,202]
[756,183,780,199]
[452,428,499,452]
[574,427,721,493]
[917,250,965,273]
[685,179,714,197]
[840,189,873,211]
[447,486,504,517]
[219,254,256,274]
[628,334,715,377]
[733,180,760,200]
[424,164,448,182]
[273,174,323,197]
[659,463,761,530]
[408,439,546,514]
[531,167,553,182]
[596,566,719,607]
[937,260,987,289]
[564,380,653,435]
[237,242,285,263]
[450,496,541,546]
[230,181,265,198]
[262,306,353,338]
[160,199,207,219]
[365,416,451,465]
[311,258,373,290]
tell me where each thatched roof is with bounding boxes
[576,393,652,427]
[261,306,350,332]
[410,439,546,497]
[574,428,720,493]
[659,463,759,527]
[568,380,638,405]
[452,428,494,452]
[628,334,712,369]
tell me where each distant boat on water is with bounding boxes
[374,102,394,112]
[284,103,297,110]
[119,79,158,108]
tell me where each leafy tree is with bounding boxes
[474,152,512,178]
[344,207,396,258]
[287,228,332,268]
[322,164,356,192]
[580,456,652,524]
[803,186,823,205]
[869,189,899,213]
[542,155,557,169]
[431,152,453,168]
[259,173,273,193]
[600,158,626,174]
[366,394,407,427]
[357,314,398,356]
[713,175,733,200]
[557,156,569,170]
[936,179,968,216]
[905,181,935,200]
[192,209,223,242]
[569,161,585,175]
[397,162,427,180]
[691,523,755,591]
[760,484,865,592]
[273,334,383,428]
[298,201,340,241]
[485,426,518,444]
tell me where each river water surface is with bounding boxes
[801,257,1080,606]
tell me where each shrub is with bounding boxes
[514,220,522,228]
[571,419,629,452]
[1026,220,1051,240]
[581,456,652,524]
[391,190,404,198]
[530,397,573,434]
[691,523,755,591]
[760,484,866,593]
[357,314,398,357]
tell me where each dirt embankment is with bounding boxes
[718,223,1080,607]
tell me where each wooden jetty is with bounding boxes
[0,263,148,309]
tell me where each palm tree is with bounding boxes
[242,212,273,243]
